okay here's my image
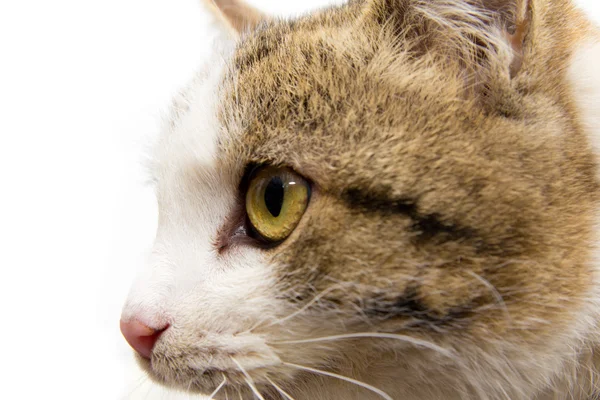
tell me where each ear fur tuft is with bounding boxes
[364,0,531,78]
[202,0,266,35]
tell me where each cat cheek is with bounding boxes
[122,246,284,337]
[121,250,291,388]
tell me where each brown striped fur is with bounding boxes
[142,0,600,398]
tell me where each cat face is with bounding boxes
[121,0,600,398]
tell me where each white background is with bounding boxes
[0,1,598,399]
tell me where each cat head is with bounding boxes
[121,0,600,398]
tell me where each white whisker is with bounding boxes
[223,373,230,400]
[274,332,454,357]
[231,357,265,400]
[283,362,393,400]
[244,377,265,400]
[264,285,341,328]
[467,271,512,325]
[187,378,194,400]
[208,376,227,399]
[121,374,149,400]
[266,377,295,400]
[142,379,155,400]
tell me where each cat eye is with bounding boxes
[245,166,310,244]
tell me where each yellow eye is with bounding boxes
[246,166,310,243]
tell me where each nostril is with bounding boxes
[120,319,169,360]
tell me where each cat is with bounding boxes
[120,0,600,398]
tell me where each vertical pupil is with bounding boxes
[264,176,284,217]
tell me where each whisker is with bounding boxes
[243,377,265,400]
[283,362,393,400]
[273,332,454,358]
[187,378,194,400]
[266,377,295,400]
[467,271,512,325]
[246,315,272,335]
[208,376,227,399]
[223,373,230,400]
[262,285,341,329]
[121,373,149,400]
[142,379,155,400]
[231,357,265,400]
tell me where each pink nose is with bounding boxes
[120,319,168,359]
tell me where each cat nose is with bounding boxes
[120,319,168,359]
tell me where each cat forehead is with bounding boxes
[151,48,236,189]
[154,1,549,200]
[216,12,523,191]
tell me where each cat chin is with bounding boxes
[147,332,280,384]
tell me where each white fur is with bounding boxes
[121,36,283,376]
[122,44,230,328]
[569,38,600,173]
[569,37,600,321]
[564,36,600,400]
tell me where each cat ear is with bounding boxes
[202,0,267,35]
[479,0,531,77]
[365,0,531,77]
